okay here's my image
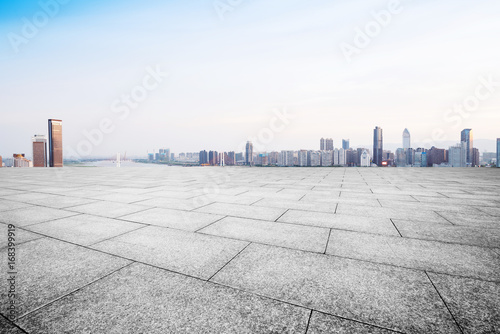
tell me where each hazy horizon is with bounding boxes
[1,0,499,158]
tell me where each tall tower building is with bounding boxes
[320,138,325,150]
[403,128,411,150]
[245,141,253,166]
[373,126,383,166]
[497,138,500,168]
[342,139,350,150]
[460,129,473,165]
[32,135,48,167]
[48,119,63,167]
[325,138,334,151]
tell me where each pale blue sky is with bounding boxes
[1,0,499,158]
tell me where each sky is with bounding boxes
[1,0,499,158]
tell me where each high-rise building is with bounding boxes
[449,142,467,167]
[497,138,500,167]
[320,150,333,166]
[0,156,3,167]
[373,126,383,166]
[325,138,334,151]
[320,138,325,150]
[199,150,208,165]
[245,141,253,166]
[428,147,447,166]
[460,129,473,166]
[342,139,349,150]
[32,135,47,167]
[360,150,371,167]
[13,154,31,167]
[269,151,279,165]
[403,128,411,150]
[472,148,479,167]
[308,151,321,166]
[298,150,308,167]
[48,119,63,167]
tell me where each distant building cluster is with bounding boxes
[392,128,485,168]
[1,119,62,168]
[192,127,499,168]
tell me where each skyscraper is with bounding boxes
[32,135,47,167]
[245,141,253,166]
[497,138,500,168]
[320,138,325,150]
[403,128,411,150]
[48,119,63,167]
[373,126,383,166]
[325,138,334,151]
[460,129,473,166]
[342,139,349,150]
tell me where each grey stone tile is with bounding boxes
[19,263,309,333]
[0,316,26,334]
[0,224,44,249]
[0,238,131,317]
[212,243,460,333]
[0,188,26,197]
[89,193,154,204]
[26,196,98,209]
[307,311,397,333]
[145,189,196,199]
[326,229,500,281]
[278,210,399,236]
[66,201,149,218]
[1,192,61,203]
[477,206,500,217]
[428,272,500,334]
[195,202,287,221]
[132,197,206,211]
[0,199,33,212]
[393,219,500,248]
[120,207,224,232]
[0,207,79,227]
[199,216,329,252]
[25,214,145,246]
[254,198,337,214]
[336,203,448,223]
[92,226,248,279]
[437,211,500,229]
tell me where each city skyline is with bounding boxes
[1,1,500,157]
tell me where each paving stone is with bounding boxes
[0,200,33,212]
[19,263,309,333]
[195,202,287,221]
[0,238,131,317]
[307,311,398,333]
[0,224,44,249]
[278,210,399,236]
[66,201,149,218]
[120,207,224,231]
[131,197,206,211]
[428,272,500,334]
[199,216,329,252]
[26,196,98,209]
[0,316,26,334]
[0,206,79,227]
[326,229,500,281]
[88,193,154,204]
[336,203,449,222]
[92,226,248,279]
[437,211,500,229]
[212,243,460,333]
[393,219,500,248]
[254,198,337,213]
[24,214,145,246]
